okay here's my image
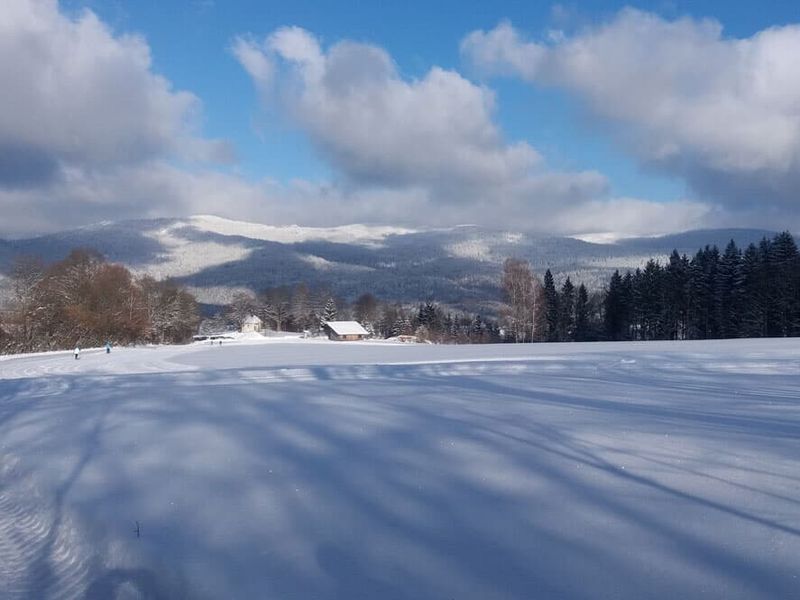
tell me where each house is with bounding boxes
[241,315,263,334]
[323,320,369,341]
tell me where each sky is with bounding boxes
[2,0,800,239]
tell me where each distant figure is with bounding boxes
[74,346,80,360]
[105,341,111,354]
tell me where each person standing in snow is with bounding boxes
[105,341,111,354]
[74,346,80,360]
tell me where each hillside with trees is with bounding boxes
[0,216,779,314]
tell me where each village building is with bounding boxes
[241,315,263,334]
[323,321,370,341]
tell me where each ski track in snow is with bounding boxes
[0,338,799,599]
[0,457,94,600]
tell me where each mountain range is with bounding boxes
[0,215,779,312]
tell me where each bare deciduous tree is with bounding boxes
[501,258,545,342]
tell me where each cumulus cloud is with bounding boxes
[231,25,713,237]
[0,0,234,233]
[234,27,543,193]
[0,2,715,239]
[462,10,800,218]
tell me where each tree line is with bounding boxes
[204,285,502,344]
[0,249,199,354]
[603,232,800,341]
[500,231,800,343]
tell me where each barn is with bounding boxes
[323,321,369,341]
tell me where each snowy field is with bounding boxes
[0,338,798,599]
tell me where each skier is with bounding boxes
[105,341,111,354]
[74,346,80,360]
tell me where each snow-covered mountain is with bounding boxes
[0,215,778,310]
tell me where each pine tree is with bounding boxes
[637,260,664,340]
[604,270,625,341]
[391,317,403,338]
[768,232,800,336]
[448,313,459,338]
[559,277,575,341]
[621,272,634,339]
[574,284,589,342]
[401,316,413,335]
[321,297,338,327]
[418,301,437,329]
[664,251,690,340]
[471,314,484,341]
[715,240,741,338]
[687,246,719,339]
[737,243,765,337]
[543,269,559,342]
[630,267,644,340]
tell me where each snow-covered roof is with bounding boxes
[324,321,369,336]
[243,315,262,324]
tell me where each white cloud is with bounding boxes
[461,21,546,81]
[0,4,717,239]
[231,26,712,236]
[0,0,231,183]
[0,0,238,234]
[234,27,543,193]
[0,162,715,240]
[462,10,800,216]
[552,198,713,240]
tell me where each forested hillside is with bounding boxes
[0,215,778,313]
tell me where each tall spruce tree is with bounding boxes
[574,284,589,342]
[737,243,765,337]
[768,232,800,336]
[543,269,559,342]
[716,240,741,338]
[621,272,634,339]
[321,298,338,326]
[664,251,690,340]
[688,246,720,339]
[603,270,625,341]
[559,277,575,341]
[638,260,665,340]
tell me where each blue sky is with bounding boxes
[70,0,792,196]
[3,0,800,236]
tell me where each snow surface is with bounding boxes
[188,215,414,246]
[0,338,798,599]
[134,222,254,280]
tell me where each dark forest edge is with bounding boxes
[1,231,798,353]
[501,231,800,342]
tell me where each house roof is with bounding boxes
[324,321,369,336]
[243,315,262,324]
